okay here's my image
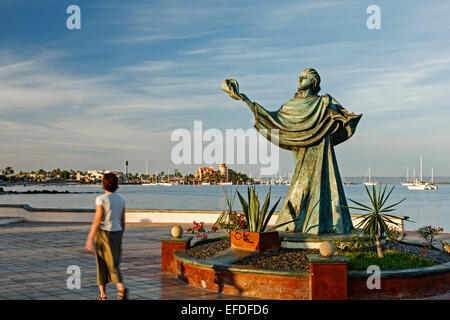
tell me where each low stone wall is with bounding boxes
[174,251,311,300]
[348,263,450,299]
[172,251,450,300]
[0,204,408,230]
[0,204,223,224]
[164,237,450,300]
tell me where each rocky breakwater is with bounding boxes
[0,187,100,194]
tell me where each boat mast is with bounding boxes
[420,155,423,183]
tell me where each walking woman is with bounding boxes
[85,172,128,300]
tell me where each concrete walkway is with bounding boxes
[0,221,448,300]
[0,222,253,300]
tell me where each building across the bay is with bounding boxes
[195,164,234,181]
[76,170,122,182]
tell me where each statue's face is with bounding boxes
[298,71,313,90]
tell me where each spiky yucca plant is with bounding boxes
[236,186,281,232]
[347,184,407,258]
[214,186,247,235]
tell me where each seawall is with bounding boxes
[0,204,408,231]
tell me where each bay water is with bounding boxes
[1,183,449,231]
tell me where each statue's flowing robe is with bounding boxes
[252,94,361,234]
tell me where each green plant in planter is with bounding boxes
[214,186,247,235]
[332,230,374,252]
[416,225,444,247]
[347,184,407,258]
[236,186,300,232]
[236,186,280,232]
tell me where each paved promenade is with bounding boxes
[0,221,448,300]
[0,221,251,300]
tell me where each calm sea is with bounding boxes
[0,183,449,231]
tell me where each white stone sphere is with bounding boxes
[319,241,335,257]
[171,225,183,238]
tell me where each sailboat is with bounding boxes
[363,167,378,186]
[427,168,438,190]
[401,168,414,186]
[286,172,292,185]
[143,176,159,186]
[142,161,158,185]
[159,169,173,186]
[407,156,438,190]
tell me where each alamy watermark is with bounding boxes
[367,5,381,30]
[66,5,81,30]
[66,265,81,289]
[171,121,280,175]
[366,265,381,289]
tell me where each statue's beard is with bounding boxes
[296,85,317,97]
[297,85,310,93]
[297,84,311,92]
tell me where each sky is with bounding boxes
[1,0,450,177]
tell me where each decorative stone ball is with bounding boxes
[171,225,183,238]
[319,241,335,257]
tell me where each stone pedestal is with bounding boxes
[308,254,349,300]
[160,236,192,273]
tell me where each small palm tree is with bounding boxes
[347,184,407,258]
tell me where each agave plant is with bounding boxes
[236,186,282,232]
[213,186,247,235]
[347,184,407,258]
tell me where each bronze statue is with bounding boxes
[223,68,362,234]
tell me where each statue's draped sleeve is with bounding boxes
[252,94,362,150]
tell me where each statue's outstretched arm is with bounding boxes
[237,92,258,113]
[222,78,258,113]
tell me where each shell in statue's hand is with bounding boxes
[222,78,242,100]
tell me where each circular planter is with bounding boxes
[172,248,450,300]
[347,262,450,299]
[174,251,311,299]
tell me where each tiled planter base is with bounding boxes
[347,264,450,299]
[174,251,311,300]
[161,235,450,300]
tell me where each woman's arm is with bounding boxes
[121,207,126,233]
[85,205,104,252]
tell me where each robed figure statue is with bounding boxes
[222,68,362,235]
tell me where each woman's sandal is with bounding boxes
[96,295,107,300]
[117,288,128,300]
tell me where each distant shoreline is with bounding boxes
[2,181,450,187]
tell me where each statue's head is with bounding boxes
[297,68,321,95]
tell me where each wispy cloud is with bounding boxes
[1,1,450,175]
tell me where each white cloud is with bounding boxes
[2,1,450,175]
